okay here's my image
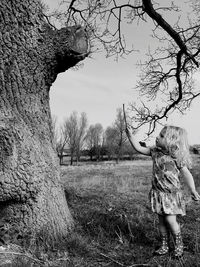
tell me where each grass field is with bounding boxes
[1,155,200,267]
[61,155,200,267]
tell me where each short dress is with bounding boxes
[149,147,186,216]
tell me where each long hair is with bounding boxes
[160,125,192,168]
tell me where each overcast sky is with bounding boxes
[44,0,200,145]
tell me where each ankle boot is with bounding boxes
[172,232,184,258]
[154,233,169,255]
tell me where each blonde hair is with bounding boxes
[160,125,192,168]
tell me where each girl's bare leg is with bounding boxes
[165,215,183,257]
[164,215,180,234]
[158,215,168,234]
[154,215,169,255]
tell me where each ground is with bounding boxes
[61,155,200,267]
[1,155,200,266]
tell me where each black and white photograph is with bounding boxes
[1,0,200,266]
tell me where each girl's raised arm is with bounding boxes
[125,125,151,156]
[123,104,151,156]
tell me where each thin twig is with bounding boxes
[123,104,128,128]
[99,252,125,266]
[99,252,151,267]
[123,103,136,132]
[0,251,44,266]
[128,264,152,267]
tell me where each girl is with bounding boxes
[125,125,200,258]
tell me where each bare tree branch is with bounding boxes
[46,0,200,135]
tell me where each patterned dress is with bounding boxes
[149,147,186,216]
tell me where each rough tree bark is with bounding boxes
[0,0,88,245]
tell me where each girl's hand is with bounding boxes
[191,190,200,201]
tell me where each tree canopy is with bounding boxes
[47,0,200,134]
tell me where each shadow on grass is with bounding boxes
[64,187,157,266]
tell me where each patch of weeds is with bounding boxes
[64,231,93,258]
[64,186,158,266]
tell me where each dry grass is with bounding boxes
[1,156,200,266]
[61,155,200,267]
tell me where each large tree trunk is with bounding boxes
[0,0,88,245]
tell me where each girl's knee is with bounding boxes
[165,215,177,224]
[164,215,180,233]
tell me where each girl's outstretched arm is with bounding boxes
[180,166,200,201]
[125,125,151,156]
[123,104,151,156]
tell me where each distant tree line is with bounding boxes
[52,108,143,165]
[52,109,200,166]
